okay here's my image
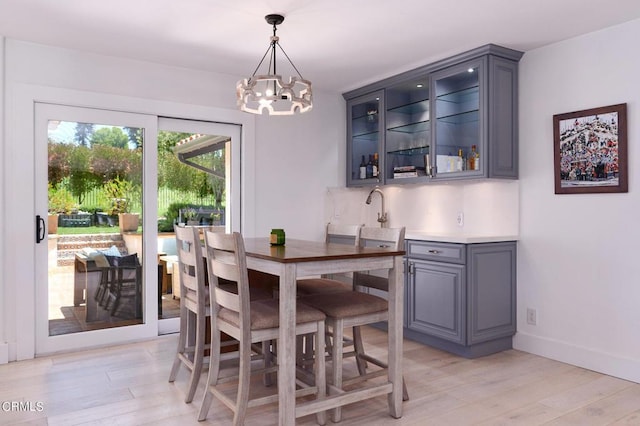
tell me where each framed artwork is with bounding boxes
[553,103,628,194]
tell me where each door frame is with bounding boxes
[4,83,255,360]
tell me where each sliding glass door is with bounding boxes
[35,103,159,354]
[34,104,243,352]
[156,118,241,334]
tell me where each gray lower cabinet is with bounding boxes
[405,240,516,358]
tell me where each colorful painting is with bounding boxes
[553,104,627,194]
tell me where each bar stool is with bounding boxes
[296,223,361,296]
[168,225,212,403]
[300,226,407,422]
[198,231,327,425]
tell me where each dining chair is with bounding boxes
[299,226,406,422]
[296,223,361,295]
[104,254,142,317]
[198,231,327,426]
[168,225,212,403]
[295,223,361,370]
[351,227,409,402]
[93,253,142,318]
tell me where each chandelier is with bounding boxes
[236,14,312,116]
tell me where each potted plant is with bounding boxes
[183,207,199,226]
[210,211,222,226]
[103,177,140,232]
[47,184,75,234]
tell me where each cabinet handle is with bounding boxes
[428,249,440,254]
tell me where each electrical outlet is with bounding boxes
[456,212,464,227]
[526,308,537,325]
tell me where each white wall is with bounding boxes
[253,91,344,241]
[514,19,640,382]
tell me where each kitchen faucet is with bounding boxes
[366,187,388,227]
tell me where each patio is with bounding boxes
[47,234,180,336]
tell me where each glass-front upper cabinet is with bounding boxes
[344,45,522,187]
[430,58,485,179]
[385,77,431,183]
[347,90,384,186]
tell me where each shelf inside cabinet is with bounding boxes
[387,145,430,156]
[387,120,430,134]
[436,85,479,104]
[387,99,429,115]
[352,130,379,141]
[353,111,379,121]
[436,109,478,124]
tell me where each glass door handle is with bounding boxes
[36,215,46,243]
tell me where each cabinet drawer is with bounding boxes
[406,240,465,264]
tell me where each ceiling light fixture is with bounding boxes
[236,14,312,116]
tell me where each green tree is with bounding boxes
[157,131,191,188]
[156,131,226,206]
[123,127,143,150]
[68,145,99,204]
[48,141,72,187]
[91,144,142,183]
[90,127,129,149]
[74,122,94,147]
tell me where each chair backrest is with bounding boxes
[175,226,207,308]
[326,223,361,246]
[204,231,251,330]
[354,226,405,292]
[359,226,405,250]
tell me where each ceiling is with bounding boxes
[1,0,640,93]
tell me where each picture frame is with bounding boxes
[553,103,628,194]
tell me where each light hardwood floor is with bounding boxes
[1,327,640,425]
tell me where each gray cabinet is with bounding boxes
[405,240,517,358]
[344,44,523,187]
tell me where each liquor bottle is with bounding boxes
[457,148,465,171]
[366,155,374,179]
[471,145,480,170]
[359,155,367,179]
[468,146,475,170]
[372,152,379,177]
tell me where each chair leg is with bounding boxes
[352,325,367,375]
[109,270,123,315]
[185,308,206,403]
[315,321,327,426]
[354,325,410,401]
[233,339,252,426]
[330,320,344,423]
[94,271,108,303]
[198,319,222,421]
[169,302,188,382]
[402,377,410,401]
[263,340,274,387]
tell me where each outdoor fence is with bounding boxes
[78,186,220,216]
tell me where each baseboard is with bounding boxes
[0,342,8,364]
[513,331,640,384]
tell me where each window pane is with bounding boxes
[47,120,143,335]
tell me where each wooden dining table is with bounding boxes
[242,237,406,425]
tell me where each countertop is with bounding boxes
[405,231,518,244]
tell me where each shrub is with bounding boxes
[48,184,76,214]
